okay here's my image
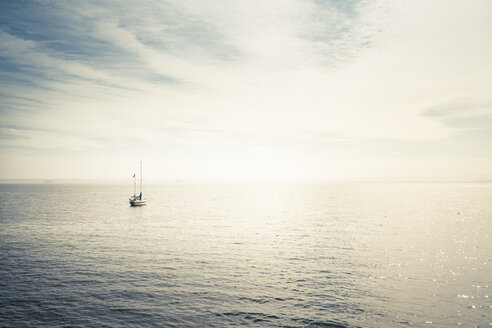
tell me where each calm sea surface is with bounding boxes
[0,183,491,327]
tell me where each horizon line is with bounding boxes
[1,179,491,185]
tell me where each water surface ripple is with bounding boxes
[0,183,491,327]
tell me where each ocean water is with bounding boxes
[0,183,490,327]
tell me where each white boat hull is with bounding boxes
[129,198,147,206]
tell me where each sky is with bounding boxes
[0,0,491,182]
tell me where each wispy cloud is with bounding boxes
[1,0,491,180]
[0,127,102,151]
[424,101,492,120]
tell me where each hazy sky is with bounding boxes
[1,0,491,182]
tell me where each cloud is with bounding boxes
[0,127,102,151]
[423,101,492,132]
[0,30,112,82]
[424,102,492,119]
[1,0,491,180]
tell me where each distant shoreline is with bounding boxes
[1,179,491,185]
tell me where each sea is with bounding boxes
[0,183,490,327]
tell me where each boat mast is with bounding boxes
[140,160,143,195]
[134,173,136,196]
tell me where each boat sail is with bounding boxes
[129,161,147,206]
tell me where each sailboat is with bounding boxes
[129,161,147,206]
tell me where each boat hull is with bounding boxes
[129,199,147,206]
